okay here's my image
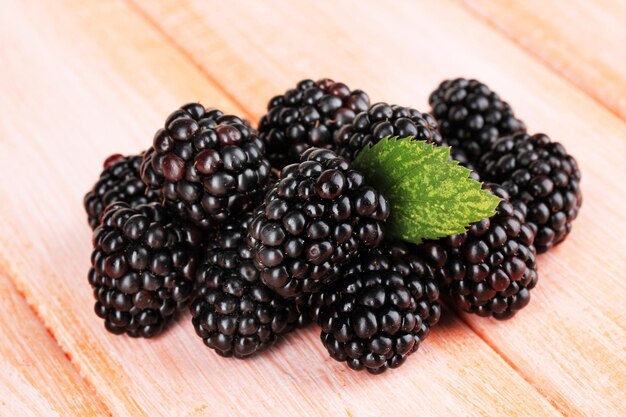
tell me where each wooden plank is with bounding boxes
[0,0,564,416]
[129,1,626,416]
[0,271,110,416]
[455,0,626,120]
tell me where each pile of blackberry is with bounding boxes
[82,77,581,375]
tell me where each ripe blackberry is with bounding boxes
[429,78,526,168]
[317,243,441,374]
[84,153,159,229]
[335,102,443,161]
[88,202,199,337]
[258,79,370,169]
[419,184,538,320]
[248,148,390,299]
[140,104,271,228]
[190,214,300,358]
[479,133,582,253]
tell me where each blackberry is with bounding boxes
[248,148,390,299]
[479,133,582,253]
[429,78,526,168]
[190,214,299,358]
[317,243,441,374]
[84,153,159,229]
[140,104,271,228]
[88,202,199,337]
[419,184,538,320]
[258,79,370,169]
[335,102,443,161]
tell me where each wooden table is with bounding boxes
[1,1,624,415]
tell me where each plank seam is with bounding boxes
[453,0,625,123]
[0,255,115,417]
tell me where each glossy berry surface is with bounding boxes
[317,243,441,374]
[84,153,159,229]
[258,78,370,169]
[140,104,271,228]
[248,148,390,298]
[480,133,582,253]
[190,214,300,358]
[429,78,526,168]
[420,184,538,319]
[335,102,443,161]
[88,202,200,337]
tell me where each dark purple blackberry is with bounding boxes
[419,184,538,320]
[479,133,582,253]
[88,202,200,337]
[248,148,390,299]
[190,214,300,358]
[317,243,441,374]
[335,103,443,161]
[258,79,370,169]
[84,153,160,229]
[140,104,271,228]
[429,78,526,168]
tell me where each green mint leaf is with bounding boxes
[352,137,500,244]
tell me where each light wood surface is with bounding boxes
[0,0,624,416]
[456,0,626,121]
[0,272,110,416]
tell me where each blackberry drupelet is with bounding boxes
[419,184,538,320]
[190,214,300,358]
[317,243,441,374]
[335,102,443,161]
[248,148,390,299]
[429,78,526,168]
[479,133,582,253]
[88,202,199,337]
[84,153,159,229]
[258,78,370,169]
[140,104,271,228]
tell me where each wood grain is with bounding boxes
[0,271,110,416]
[128,1,626,416]
[0,0,569,416]
[455,0,626,121]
